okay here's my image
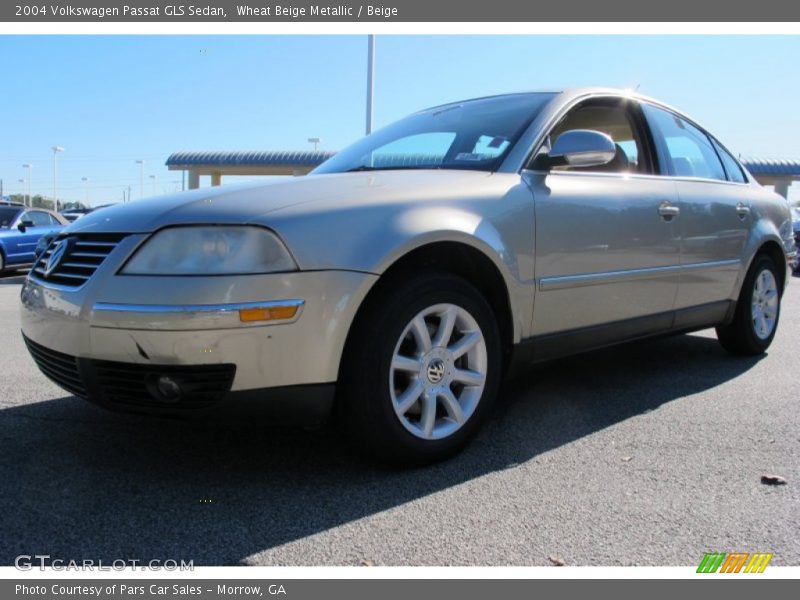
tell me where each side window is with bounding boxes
[712,139,747,183]
[23,211,53,227]
[643,104,726,181]
[49,214,63,225]
[548,100,646,174]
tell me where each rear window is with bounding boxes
[643,104,727,181]
[711,139,747,183]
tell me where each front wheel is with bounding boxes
[339,272,502,465]
[716,255,782,355]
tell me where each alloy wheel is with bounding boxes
[751,268,779,340]
[389,303,488,440]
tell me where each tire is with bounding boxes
[338,271,502,466]
[0,251,4,274]
[716,255,782,355]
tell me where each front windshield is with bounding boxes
[313,93,555,174]
[0,207,22,228]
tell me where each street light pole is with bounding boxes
[51,146,64,212]
[135,159,145,199]
[81,177,90,206]
[366,34,375,135]
[22,164,32,207]
[149,174,157,195]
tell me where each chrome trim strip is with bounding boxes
[523,168,752,187]
[680,259,741,272]
[539,260,740,292]
[90,299,306,331]
[93,299,304,314]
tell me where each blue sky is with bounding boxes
[1,35,799,205]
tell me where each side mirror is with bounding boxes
[548,129,617,168]
[17,220,34,232]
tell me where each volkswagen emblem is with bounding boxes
[44,239,70,277]
[426,359,446,384]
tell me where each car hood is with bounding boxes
[66,170,494,235]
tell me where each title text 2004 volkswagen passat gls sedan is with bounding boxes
[21,88,795,464]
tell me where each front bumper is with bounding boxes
[21,268,377,411]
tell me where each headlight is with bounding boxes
[122,226,297,275]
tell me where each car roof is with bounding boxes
[420,87,691,121]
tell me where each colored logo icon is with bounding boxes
[697,552,773,573]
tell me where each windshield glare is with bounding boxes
[313,93,555,174]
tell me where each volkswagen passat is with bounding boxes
[21,88,795,464]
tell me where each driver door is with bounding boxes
[525,96,681,346]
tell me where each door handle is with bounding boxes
[658,201,680,220]
[736,202,751,219]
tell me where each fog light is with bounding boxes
[155,376,181,402]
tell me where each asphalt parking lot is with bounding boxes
[0,271,797,567]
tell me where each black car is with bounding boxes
[792,207,800,274]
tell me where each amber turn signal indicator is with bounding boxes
[239,305,299,323]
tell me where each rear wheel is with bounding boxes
[339,272,502,465]
[716,255,782,355]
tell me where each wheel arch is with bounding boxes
[339,240,518,381]
[753,239,788,293]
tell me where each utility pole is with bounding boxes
[22,164,32,207]
[52,146,64,212]
[366,34,375,135]
[135,160,145,199]
[81,177,90,206]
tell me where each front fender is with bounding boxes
[265,177,536,341]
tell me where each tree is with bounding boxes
[30,195,54,210]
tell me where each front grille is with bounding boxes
[92,360,236,409]
[23,336,88,397]
[30,233,127,288]
[23,335,235,410]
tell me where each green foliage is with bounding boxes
[3,195,87,211]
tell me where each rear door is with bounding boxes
[642,103,751,315]
[526,96,681,340]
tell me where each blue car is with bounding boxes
[0,205,68,274]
